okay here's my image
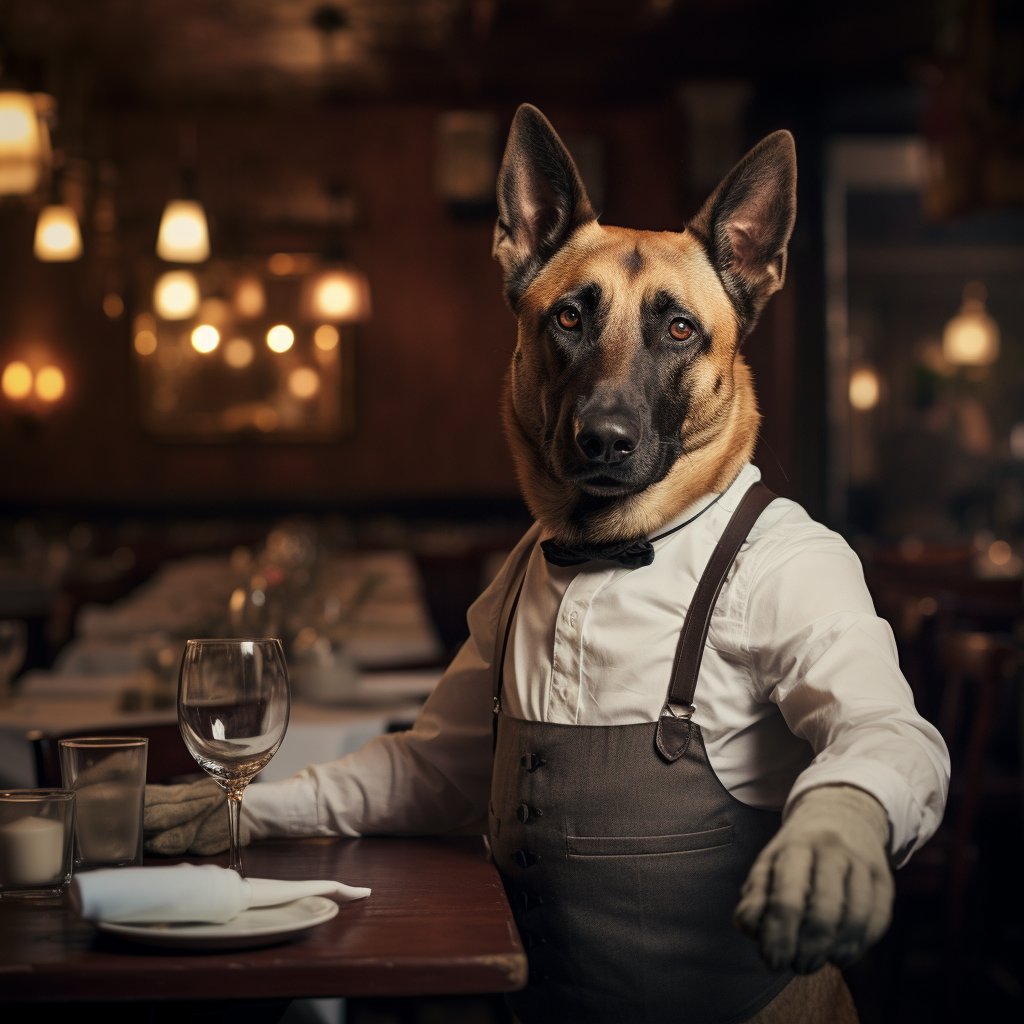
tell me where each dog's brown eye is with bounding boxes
[557,307,581,330]
[669,318,694,342]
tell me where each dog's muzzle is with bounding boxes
[569,407,650,495]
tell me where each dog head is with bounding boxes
[493,104,796,545]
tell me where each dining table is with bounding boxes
[0,834,527,1021]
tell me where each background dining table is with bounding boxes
[0,543,453,789]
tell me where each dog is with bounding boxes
[491,104,861,1022]
[146,102,946,1024]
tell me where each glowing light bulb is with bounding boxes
[191,323,221,354]
[1,361,33,400]
[35,365,65,402]
[33,204,82,261]
[154,270,200,320]
[266,324,295,353]
[156,199,210,262]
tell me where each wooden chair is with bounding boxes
[29,721,204,788]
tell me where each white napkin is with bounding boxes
[71,863,371,924]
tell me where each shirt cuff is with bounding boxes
[785,757,929,868]
[243,775,322,841]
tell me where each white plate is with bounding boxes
[96,895,340,950]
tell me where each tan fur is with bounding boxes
[502,222,760,544]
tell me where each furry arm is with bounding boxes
[733,784,894,974]
[143,778,250,856]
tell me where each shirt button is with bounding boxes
[568,610,579,627]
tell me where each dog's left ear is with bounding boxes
[688,130,797,330]
[493,104,596,308]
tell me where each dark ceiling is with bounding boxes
[0,0,948,110]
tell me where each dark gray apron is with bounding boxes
[489,482,794,1024]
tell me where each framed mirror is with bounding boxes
[132,253,365,442]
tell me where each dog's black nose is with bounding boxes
[575,415,639,464]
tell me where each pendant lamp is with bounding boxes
[0,90,54,196]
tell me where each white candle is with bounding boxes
[0,815,65,886]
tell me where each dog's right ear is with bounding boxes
[493,104,595,308]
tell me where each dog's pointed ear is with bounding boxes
[493,104,596,308]
[688,130,796,329]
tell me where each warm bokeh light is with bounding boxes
[33,204,83,261]
[134,329,158,356]
[313,324,340,351]
[0,91,49,195]
[268,252,296,276]
[943,281,1000,366]
[234,276,266,318]
[154,270,200,319]
[224,337,254,368]
[35,364,66,402]
[191,323,221,354]
[849,366,880,410]
[198,297,231,325]
[307,269,371,322]
[156,199,210,262]
[988,540,1012,567]
[288,366,320,399]
[266,324,295,353]
[1,360,33,400]
[103,292,125,319]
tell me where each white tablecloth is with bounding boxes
[0,668,438,789]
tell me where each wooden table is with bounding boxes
[0,836,526,1021]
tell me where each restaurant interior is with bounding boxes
[0,1,1022,1022]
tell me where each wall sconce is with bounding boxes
[0,90,54,196]
[303,266,372,322]
[1,358,67,409]
[942,281,1000,367]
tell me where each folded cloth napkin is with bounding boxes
[71,863,371,924]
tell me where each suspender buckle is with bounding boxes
[661,702,695,721]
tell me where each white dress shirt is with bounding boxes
[246,463,950,868]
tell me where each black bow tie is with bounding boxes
[541,537,655,569]
[539,484,735,569]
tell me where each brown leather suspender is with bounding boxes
[655,480,776,762]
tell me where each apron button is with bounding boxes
[516,803,542,823]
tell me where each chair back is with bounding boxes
[29,720,202,787]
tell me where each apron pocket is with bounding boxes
[566,824,734,857]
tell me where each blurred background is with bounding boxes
[0,2,1021,1022]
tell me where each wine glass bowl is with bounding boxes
[177,638,290,875]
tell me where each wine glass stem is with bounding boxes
[226,790,245,876]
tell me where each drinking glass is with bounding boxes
[177,638,290,876]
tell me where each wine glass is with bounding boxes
[177,638,290,876]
